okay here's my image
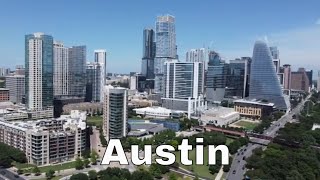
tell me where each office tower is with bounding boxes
[0,110,86,165]
[142,29,156,80]
[225,57,251,98]
[53,41,69,96]
[154,15,176,94]
[94,50,107,102]
[306,70,313,87]
[270,46,279,59]
[5,75,25,104]
[162,61,205,118]
[103,85,128,141]
[85,62,101,102]
[206,51,227,102]
[0,68,10,77]
[25,32,54,110]
[15,65,25,75]
[283,64,291,90]
[186,48,206,63]
[249,41,288,110]
[291,68,310,92]
[68,46,86,97]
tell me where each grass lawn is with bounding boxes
[234,120,259,131]
[87,115,103,126]
[226,138,234,145]
[174,147,216,179]
[14,161,76,173]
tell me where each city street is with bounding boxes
[226,97,308,180]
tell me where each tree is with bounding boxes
[45,169,55,179]
[70,173,89,180]
[149,164,162,179]
[169,140,179,150]
[83,158,90,168]
[168,173,178,180]
[90,150,98,165]
[88,170,97,180]
[32,166,41,175]
[131,170,153,180]
[75,157,84,170]
[228,140,241,154]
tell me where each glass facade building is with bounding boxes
[68,46,86,97]
[142,29,156,80]
[85,62,102,102]
[249,41,288,110]
[25,33,54,110]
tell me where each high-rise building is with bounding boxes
[154,15,176,94]
[15,65,25,75]
[283,64,291,90]
[94,49,107,102]
[142,29,156,80]
[25,32,54,110]
[103,85,128,141]
[225,57,251,98]
[85,62,101,102]
[270,46,279,59]
[317,71,320,90]
[0,68,10,77]
[68,46,86,97]
[186,48,206,63]
[206,51,227,103]
[306,70,313,87]
[5,75,25,104]
[291,68,310,92]
[249,41,288,110]
[53,41,69,96]
[162,61,205,118]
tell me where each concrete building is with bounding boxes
[0,88,9,102]
[5,75,25,104]
[200,107,240,126]
[186,48,206,63]
[15,65,25,76]
[68,46,86,98]
[53,41,69,96]
[103,85,128,141]
[291,68,310,92]
[133,106,183,119]
[94,50,107,102]
[234,99,274,119]
[283,64,291,91]
[0,110,86,165]
[0,68,10,77]
[25,32,54,110]
[86,62,102,102]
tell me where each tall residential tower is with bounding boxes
[94,49,107,102]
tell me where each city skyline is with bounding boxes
[0,0,320,73]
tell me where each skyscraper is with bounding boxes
[186,48,206,63]
[206,51,227,103]
[94,49,107,102]
[25,32,54,110]
[53,41,69,96]
[103,85,128,141]
[291,68,310,92]
[225,57,251,98]
[141,28,156,80]
[68,46,86,97]
[162,61,205,118]
[5,75,25,104]
[249,41,288,110]
[85,62,101,102]
[283,64,291,90]
[154,15,176,94]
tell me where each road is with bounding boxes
[0,169,25,180]
[226,97,308,180]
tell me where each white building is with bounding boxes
[200,107,240,126]
[186,48,206,63]
[133,106,183,119]
[94,50,107,102]
[0,110,86,165]
[103,85,128,141]
[53,41,69,96]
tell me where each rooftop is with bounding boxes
[202,107,239,118]
[234,99,274,107]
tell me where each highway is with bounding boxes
[226,97,308,180]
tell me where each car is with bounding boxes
[232,170,236,174]
[0,171,5,175]
[238,160,240,163]
[237,152,240,156]
[241,152,244,155]
[243,156,246,160]
[14,174,20,178]
[244,149,247,151]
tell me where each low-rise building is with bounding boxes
[234,99,274,119]
[0,88,9,102]
[133,106,184,119]
[200,107,240,126]
[0,110,86,166]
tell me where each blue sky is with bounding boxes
[0,0,320,73]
